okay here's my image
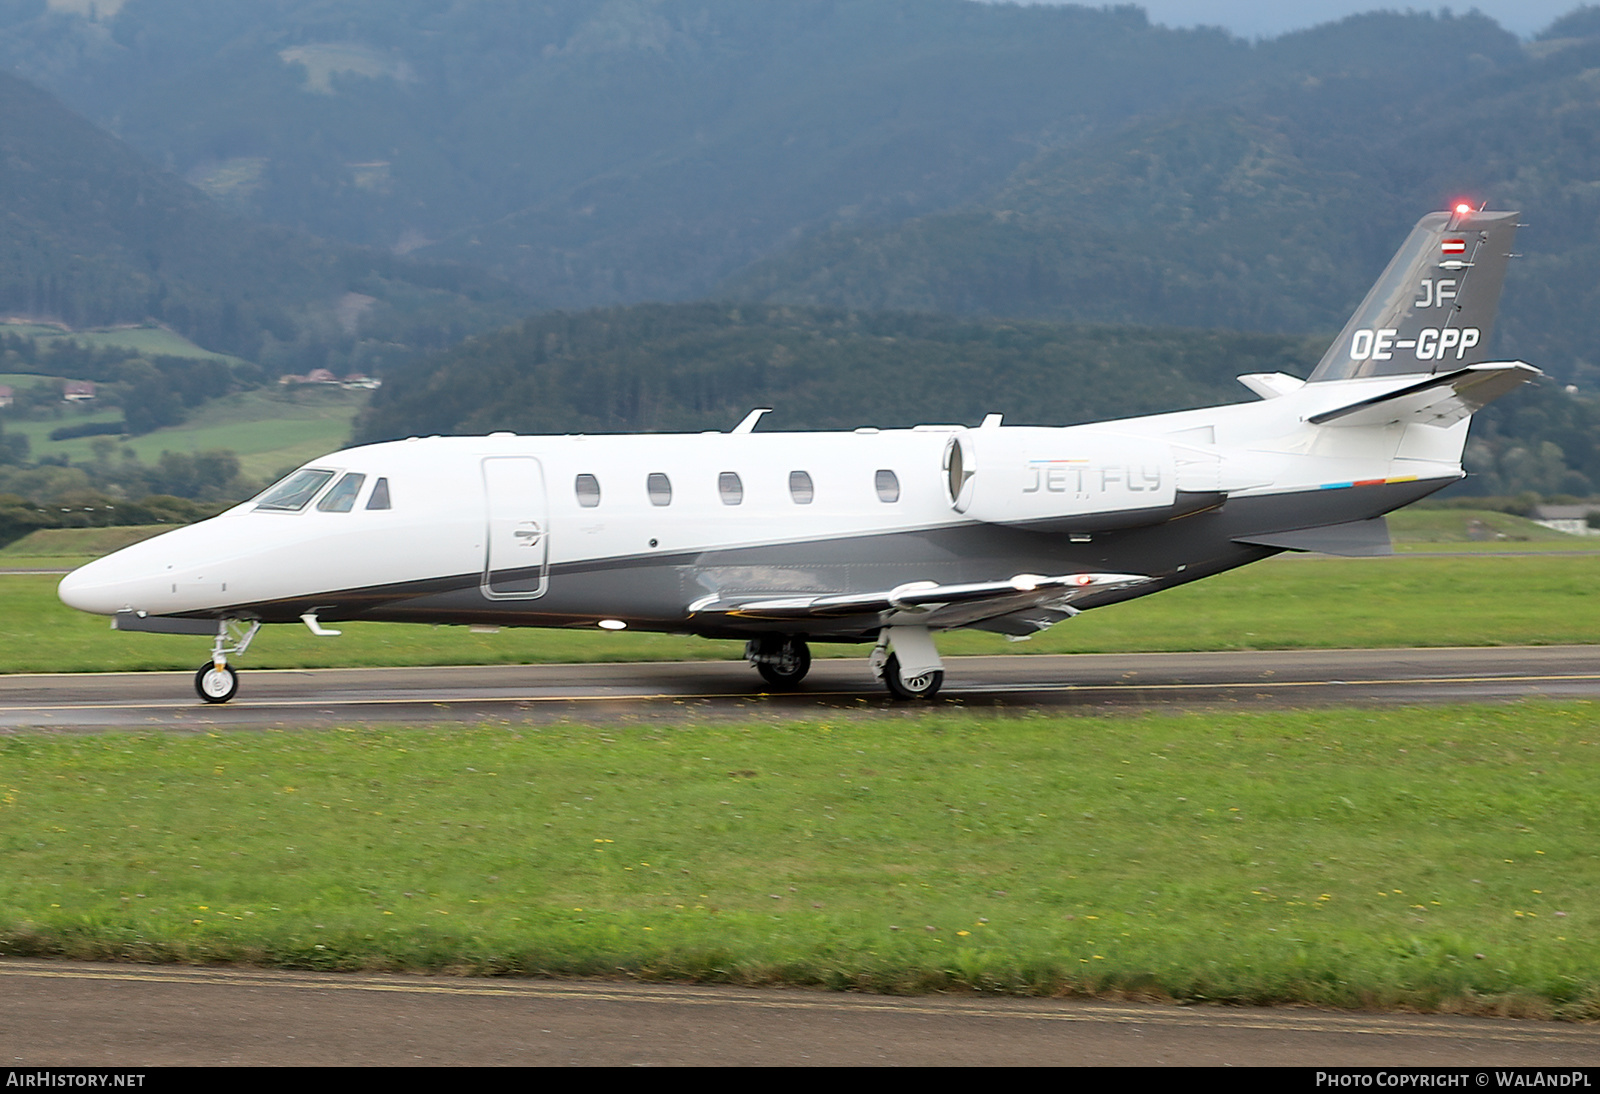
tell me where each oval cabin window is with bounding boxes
[575,473,601,508]
[789,470,814,505]
[875,469,900,503]
[647,472,673,506]
[718,471,743,505]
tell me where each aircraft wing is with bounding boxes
[688,571,1150,628]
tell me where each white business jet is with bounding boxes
[59,206,1537,703]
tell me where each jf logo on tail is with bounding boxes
[59,205,1538,703]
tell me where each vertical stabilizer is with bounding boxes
[1309,208,1519,382]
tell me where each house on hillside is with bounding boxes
[0,385,12,408]
[1531,504,1599,537]
[278,370,381,389]
[62,380,95,402]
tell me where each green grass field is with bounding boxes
[0,526,176,572]
[4,549,1598,673]
[6,518,1600,1014]
[5,386,366,478]
[1,323,241,363]
[2,706,1596,1016]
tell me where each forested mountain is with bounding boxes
[6,0,1597,379]
[353,302,1321,440]
[4,0,1600,504]
[0,66,522,377]
[725,10,1600,385]
[0,0,1257,306]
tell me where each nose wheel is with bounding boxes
[195,662,239,704]
[192,619,259,704]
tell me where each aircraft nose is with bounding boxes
[58,557,136,616]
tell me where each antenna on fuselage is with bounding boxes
[731,408,772,434]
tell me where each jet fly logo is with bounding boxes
[1441,238,1467,255]
[1023,460,1162,495]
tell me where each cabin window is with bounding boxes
[647,472,673,506]
[254,468,336,512]
[789,470,814,505]
[718,471,743,505]
[875,469,900,503]
[366,477,391,510]
[316,472,367,512]
[575,473,601,508]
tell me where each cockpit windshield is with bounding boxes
[253,468,336,512]
[316,472,367,512]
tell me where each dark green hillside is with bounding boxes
[0,0,1253,303]
[725,11,1600,384]
[5,0,1593,376]
[353,302,1322,441]
[0,67,522,374]
[726,111,1397,335]
[0,69,305,352]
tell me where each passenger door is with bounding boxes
[481,456,549,599]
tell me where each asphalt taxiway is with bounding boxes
[3,959,1598,1066]
[1,645,1597,729]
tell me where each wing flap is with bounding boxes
[688,572,1150,626]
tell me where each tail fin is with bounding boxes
[1309,207,1519,382]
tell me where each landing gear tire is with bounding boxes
[883,652,942,700]
[752,636,811,689]
[195,663,239,704]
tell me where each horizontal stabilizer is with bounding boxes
[688,572,1149,627]
[1235,517,1391,557]
[1307,362,1539,428]
[1237,372,1306,400]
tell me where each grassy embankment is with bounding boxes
[4,385,366,482]
[1,706,1596,1016]
[2,320,367,479]
[1389,509,1591,552]
[2,528,1597,671]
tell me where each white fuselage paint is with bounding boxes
[58,368,1479,625]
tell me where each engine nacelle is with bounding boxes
[942,427,1220,533]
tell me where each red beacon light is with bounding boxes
[1454,202,1473,216]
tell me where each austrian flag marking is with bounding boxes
[1441,238,1467,255]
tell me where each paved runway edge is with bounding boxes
[3,647,1599,728]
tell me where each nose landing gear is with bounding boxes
[194,619,260,704]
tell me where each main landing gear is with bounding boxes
[746,634,812,689]
[745,628,947,699]
[194,619,260,704]
[870,626,944,700]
